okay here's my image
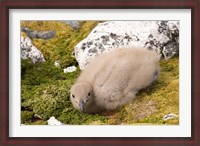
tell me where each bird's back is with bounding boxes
[92,48,160,109]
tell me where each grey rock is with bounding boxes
[162,41,179,59]
[21,27,56,40]
[57,20,80,29]
[36,30,55,40]
[74,21,179,70]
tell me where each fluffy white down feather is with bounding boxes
[70,47,160,113]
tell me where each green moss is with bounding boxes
[58,109,107,125]
[29,120,48,125]
[21,111,34,123]
[21,61,80,119]
[21,59,70,85]
[21,21,179,125]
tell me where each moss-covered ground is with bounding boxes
[21,21,179,125]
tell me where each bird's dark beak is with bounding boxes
[79,100,86,111]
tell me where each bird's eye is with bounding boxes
[72,94,75,98]
[88,92,90,96]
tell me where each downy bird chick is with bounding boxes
[70,47,160,113]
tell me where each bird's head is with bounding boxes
[70,82,93,112]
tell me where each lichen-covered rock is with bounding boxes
[21,27,56,40]
[74,21,179,70]
[21,36,45,63]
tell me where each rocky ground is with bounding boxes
[21,21,179,125]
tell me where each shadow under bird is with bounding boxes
[70,47,160,113]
